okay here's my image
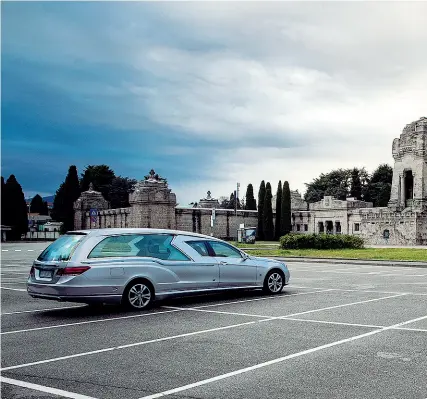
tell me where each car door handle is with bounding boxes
[219,261,228,265]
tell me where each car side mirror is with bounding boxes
[241,252,249,260]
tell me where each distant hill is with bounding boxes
[42,195,55,203]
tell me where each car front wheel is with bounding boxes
[263,270,284,294]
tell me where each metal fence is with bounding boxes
[24,231,61,241]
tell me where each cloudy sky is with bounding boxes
[2,1,426,205]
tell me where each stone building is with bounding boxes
[74,117,427,245]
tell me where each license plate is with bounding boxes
[39,270,52,278]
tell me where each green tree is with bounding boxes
[257,181,266,240]
[109,177,137,209]
[304,168,370,203]
[281,181,292,235]
[30,194,45,214]
[274,181,282,240]
[263,182,274,241]
[363,164,393,207]
[52,165,81,232]
[4,175,28,239]
[244,184,257,210]
[80,165,115,201]
[350,168,362,199]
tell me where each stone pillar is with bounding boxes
[73,183,109,230]
[129,170,177,229]
[400,174,406,208]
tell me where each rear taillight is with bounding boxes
[30,266,35,277]
[57,266,91,276]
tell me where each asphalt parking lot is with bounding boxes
[1,242,426,399]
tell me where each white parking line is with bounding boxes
[1,249,8,252]
[1,305,84,316]
[166,293,405,322]
[0,308,183,336]
[14,250,22,252]
[291,285,427,297]
[0,289,331,335]
[164,306,272,319]
[138,314,427,399]
[1,318,272,371]
[278,317,383,329]
[0,376,97,399]
[1,272,29,275]
[193,288,334,309]
[293,270,427,277]
[0,287,26,292]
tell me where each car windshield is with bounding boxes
[37,234,85,262]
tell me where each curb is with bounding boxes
[268,256,427,268]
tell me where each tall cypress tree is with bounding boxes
[245,184,257,210]
[281,181,292,235]
[30,194,45,214]
[257,180,266,240]
[1,176,8,227]
[350,168,362,199]
[41,201,49,216]
[274,181,282,240]
[52,165,81,232]
[4,175,28,240]
[263,182,274,241]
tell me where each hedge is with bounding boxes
[279,233,364,250]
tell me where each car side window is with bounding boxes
[209,241,242,258]
[88,234,190,261]
[186,241,210,257]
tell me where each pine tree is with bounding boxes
[30,194,45,214]
[257,181,266,240]
[244,184,257,210]
[51,166,81,232]
[263,182,274,241]
[281,181,292,235]
[4,175,28,239]
[274,181,282,240]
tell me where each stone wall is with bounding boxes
[175,208,258,239]
[359,208,427,245]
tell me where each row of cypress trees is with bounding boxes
[257,180,292,241]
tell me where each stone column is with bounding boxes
[400,174,405,208]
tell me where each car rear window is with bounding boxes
[37,234,85,262]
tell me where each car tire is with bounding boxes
[123,280,154,310]
[263,270,285,295]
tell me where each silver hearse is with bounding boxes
[27,229,290,310]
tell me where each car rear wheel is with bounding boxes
[263,270,284,294]
[123,280,154,310]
